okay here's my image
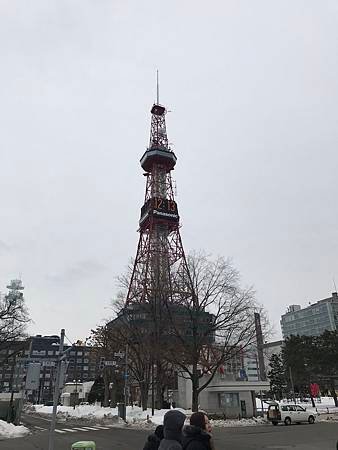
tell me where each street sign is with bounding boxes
[105,361,117,367]
[59,361,68,388]
[25,363,41,390]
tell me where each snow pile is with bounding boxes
[32,404,189,427]
[33,404,124,425]
[317,413,338,422]
[125,407,189,426]
[0,420,30,439]
[211,416,267,427]
[31,404,270,429]
[34,403,119,420]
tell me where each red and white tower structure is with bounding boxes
[126,92,192,310]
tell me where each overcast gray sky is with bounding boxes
[0,0,337,342]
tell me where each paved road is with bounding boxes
[1,414,337,450]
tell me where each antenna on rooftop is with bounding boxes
[156,70,159,105]
[333,277,337,293]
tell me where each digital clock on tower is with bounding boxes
[152,197,179,221]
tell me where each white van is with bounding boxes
[267,403,317,426]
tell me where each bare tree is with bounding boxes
[89,324,117,406]
[0,279,30,349]
[108,252,265,412]
[164,252,260,411]
[112,271,172,410]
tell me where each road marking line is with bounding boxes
[92,426,110,429]
[34,426,47,430]
[22,414,51,422]
[61,428,77,432]
[81,427,102,430]
[55,430,66,434]
[72,428,90,432]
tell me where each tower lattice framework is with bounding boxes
[126,102,192,309]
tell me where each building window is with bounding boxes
[77,352,83,356]
[219,392,239,409]
[83,366,88,371]
[48,351,54,356]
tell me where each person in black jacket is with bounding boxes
[143,425,164,450]
[158,410,186,450]
[182,412,214,450]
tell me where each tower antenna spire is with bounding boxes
[156,70,159,104]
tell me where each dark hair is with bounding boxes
[190,412,206,430]
[155,425,164,439]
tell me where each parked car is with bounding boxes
[267,403,317,426]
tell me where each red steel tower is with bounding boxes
[126,96,192,309]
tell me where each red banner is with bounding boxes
[310,383,319,397]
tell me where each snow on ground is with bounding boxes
[32,404,189,428]
[31,397,338,430]
[211,417,266,427]
[0,420,30,440]
[31,404,268,428]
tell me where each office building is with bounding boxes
[280,292,338,338]
[0,335,100,403]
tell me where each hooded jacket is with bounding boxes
[182,425,212,450]
[143,425,164,450]
[158,410,186,450]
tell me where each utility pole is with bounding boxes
[123,344,129,420]
[48,329,65,450]
[151,358,155,416]
[289,366,296,404]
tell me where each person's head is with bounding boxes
[163,410,186,440]
[155,424,164,440]
[190,412,212,433]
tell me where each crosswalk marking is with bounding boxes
[28,424,115,435]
